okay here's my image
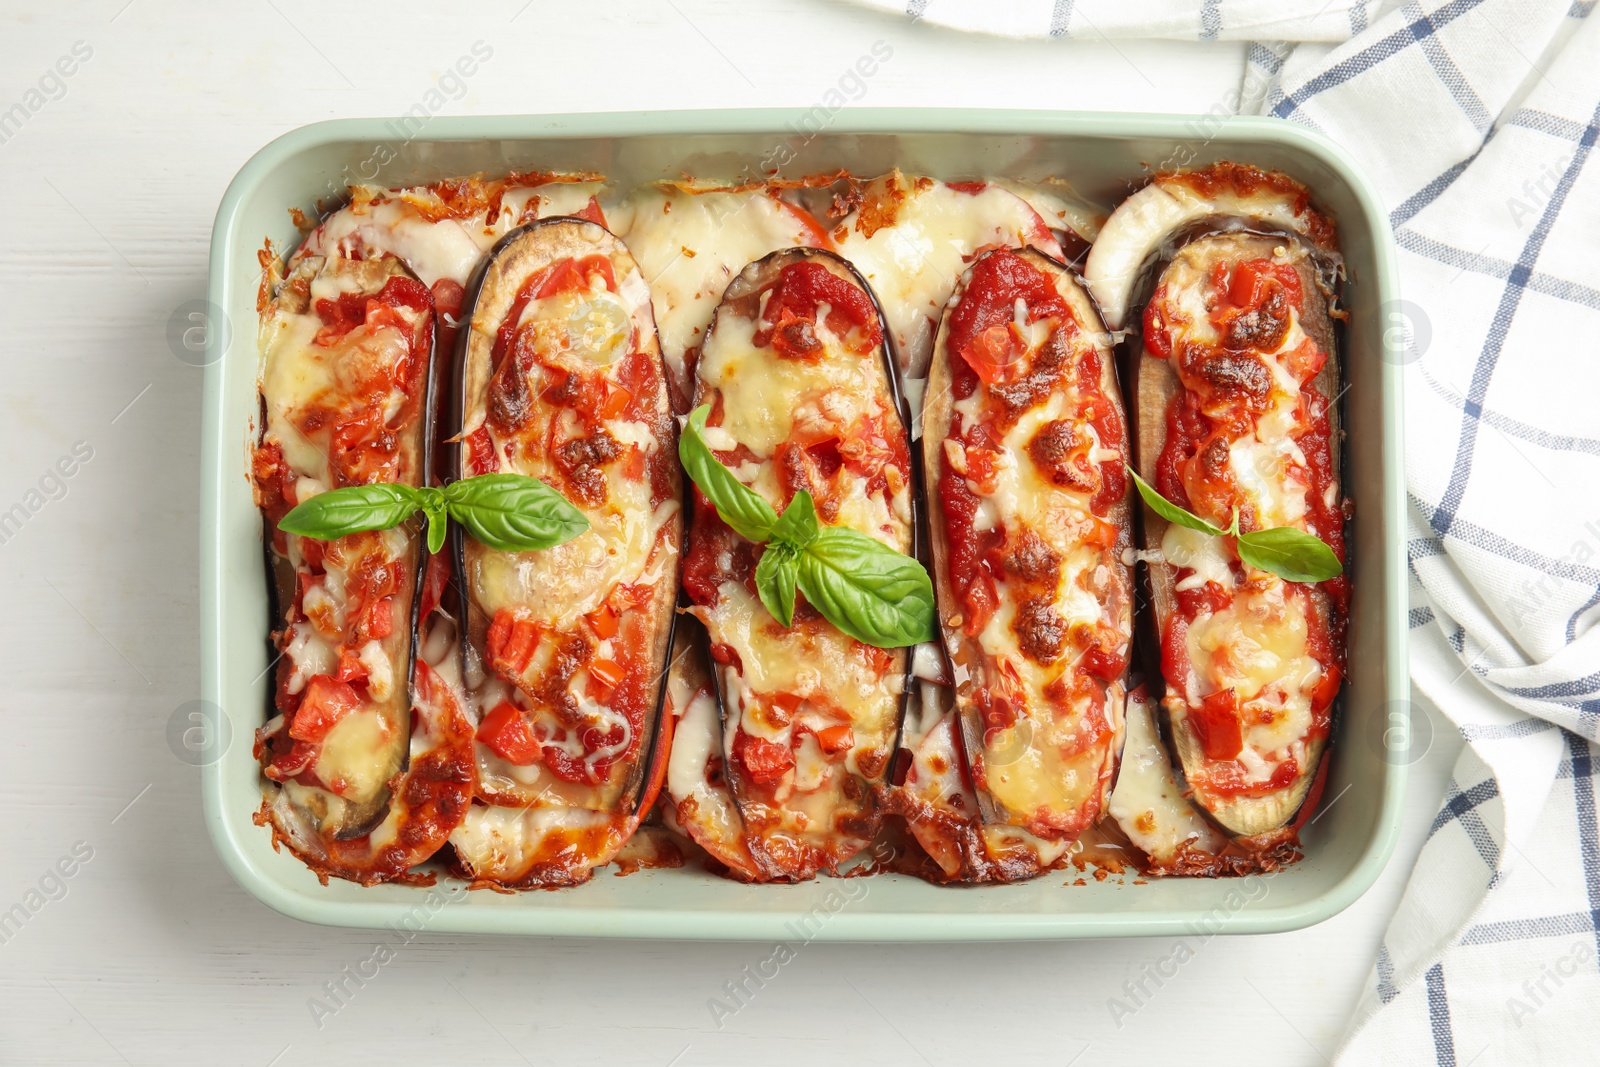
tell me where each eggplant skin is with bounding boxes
[687,247,914,882]
[447,217,682,884]
[1131,231,1343,839]
[254,252,434,849]
[920,246,1133,858]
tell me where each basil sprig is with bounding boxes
[681,405,935,649]
[277,473,588,554]
[1127,466,1342,583]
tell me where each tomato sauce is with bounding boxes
[754,260,882,353]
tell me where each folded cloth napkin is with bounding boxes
[852,0,1600,1061]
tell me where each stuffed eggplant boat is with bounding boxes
[912,246,1135,881]
[1086,163,1347,839]
[252,252,475,884]
[446,218,682,888]
[682,248,916,881]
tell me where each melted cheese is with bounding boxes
[1174,581,1321,783]
[448,804,621,882]
[695,306,879,462]
[1162,524,1237,594]
[835,174,1064,373]
[1108,693,1222,862]
[467,251,677,629]
[357,639,393,702]
[313,708,395,802]
[707,581,899,739]
[305,181,608,288]
[470,500,677,629]
[667,681,721,802]
[997,179,1103,242]
[621,188,825,386]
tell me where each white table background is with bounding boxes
[0,2,1458,1063]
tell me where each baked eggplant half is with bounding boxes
[252,252,475,883]
[919,246,1135,880]
[1087,164,1347,839]
[445,218,682,888]
[684,248,914,881]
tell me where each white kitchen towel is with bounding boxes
[853,0,1600,1062]
[860,0,1384,41]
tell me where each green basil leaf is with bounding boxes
[754,542,800,627]
[769,490,820,550]
[680,405,778,542]
[1236,526,1344,583]
[443,473,589,551]
[795,526,936,649]
[277,483,422,541]
[418,487,448,556]
[1126,465,1226,536]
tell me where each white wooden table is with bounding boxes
[0,2,1456,1062]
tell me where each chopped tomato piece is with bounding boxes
[574,196,607,228]
[1079,642,1126,682]
[295,533,324,572]
[464,425,496,476]
[587,658,625,698]
[961,325,1021,385]
[476,701,542,765]
[1311,662,1343,715]
[360,595,394,641]
[774,197,831,249]
[597,383,632,421]
[265,739,318,780]
[1283,337,1328,383]
[1190,689,1245,761]
[487,610,542,675]
[333,648,369,684]
[737,734,794,785]
[1084,516,1119,549]
[588,605,619,640]
[816,724,855,754]
[418,547,450,621]
[1142,294,1172,359]
[1227,261,1267,308]
[535,254,616,298]
[1176,580,1233,618]
[289,676,363,743]
[430,278,465,321]
[963,447,1002,493]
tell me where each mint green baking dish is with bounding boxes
[201,110,1406,940]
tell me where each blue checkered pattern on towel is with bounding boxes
[848,0,1600,1060]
